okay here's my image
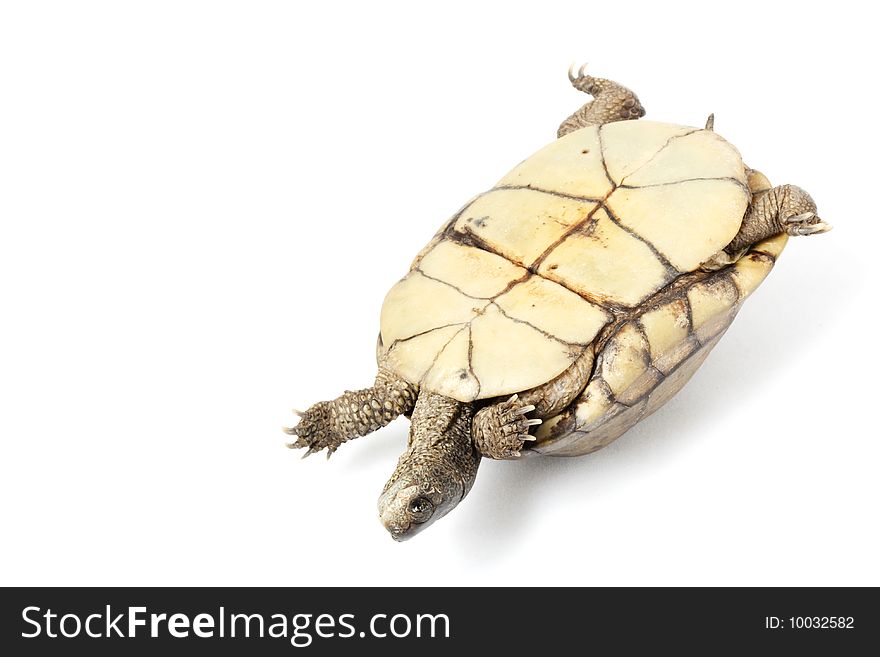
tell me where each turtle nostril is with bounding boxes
[381,518,408,536]
[385,524,410,541]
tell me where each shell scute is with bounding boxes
[381,241,609,402]
[381,120,754,401]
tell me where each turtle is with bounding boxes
[285,66,830,540]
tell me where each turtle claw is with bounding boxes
[568,62,590,88]
[474,394,543,459]
[792,222,831,236]
[284,403,344,458]
[783,211,815,224]
[283,423,304,449]
[782,211,832,237]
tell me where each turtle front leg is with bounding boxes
[725,184,831,254]
[285,367,417,458]
[472,394,542,460]
[472,347,593,459]
[557,65,645,137]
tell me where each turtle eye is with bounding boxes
[408,496,434,522]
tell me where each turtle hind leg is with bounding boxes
[285,367,417,458]
[557,65,645,138]
[724,184,831,255]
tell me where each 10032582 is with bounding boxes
[765,616,855,630]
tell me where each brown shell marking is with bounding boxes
[530,230,787,456]
[461,121,751,307]
[379,121,751,402]
[380,241,612,402]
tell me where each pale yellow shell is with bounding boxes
[379,121,751,402]
[531,230,787,456]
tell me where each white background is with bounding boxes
[1,1,877,586]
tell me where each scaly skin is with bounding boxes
[473,394,541,460]
[472,346,593,459]
[378,351,593,538]
[291,67,830,539]
[285,367,417,457]
[378,392,480,541]
[557,64,645,137]
[725,185,830,254]
[293,69,651,538]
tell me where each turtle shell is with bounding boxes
[378,121,751,402]
[530,227,787,456]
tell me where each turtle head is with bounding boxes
[377,393,480,541]
[377,461,465,541]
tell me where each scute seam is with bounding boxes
[618,175,751,195]
[415,324,469,387]
[491,184,604,204]
[466,325,480,399]
[528,203,607,270]
[442,126,740,311]
[414,266,493,300]
[489,300,589,348]
[386,321,468,350]
[389,123,753,401]
[616,127,701,186]
[602,204,680,278]
[597,124,616,187]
